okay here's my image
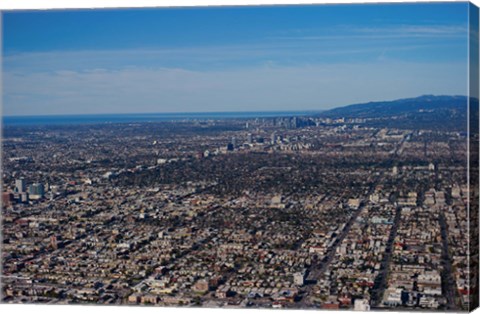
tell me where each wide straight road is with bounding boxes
[438,212,461,311]
[297,200,369,307]
[370,206,402,307]
[294,178,380,308]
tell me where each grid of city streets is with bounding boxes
[2,116,469,310]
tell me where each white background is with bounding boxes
[0,0,479,314]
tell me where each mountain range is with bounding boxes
[318,95,469,131]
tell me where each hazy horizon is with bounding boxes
[3,3,470,116]
[2,93,468,118]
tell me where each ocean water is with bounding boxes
[3,111,320,126]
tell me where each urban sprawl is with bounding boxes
[1,114,471,311]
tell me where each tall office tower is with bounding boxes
[271,132,277,144]
[2,192,13,208]
[15,178,26,193]
[231,136,236,147]
[28,183,45,199]
[247,133,253,144]
[292,117,298,128]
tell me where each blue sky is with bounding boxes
[3,3,470,116]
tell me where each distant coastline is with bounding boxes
[3,110,322,126]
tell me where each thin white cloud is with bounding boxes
[271,24,468,41]
[356,24,467,35]
[3,21,468,116]
[3,38,464,76]
[4,61,467,116]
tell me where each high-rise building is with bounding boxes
[28,183,45,199]
[231,136,236,147]
[247,133,253,144]
[271,132,277,144]
[2,192,13,208]
[15,178,26,193]
[292,117,298,128]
